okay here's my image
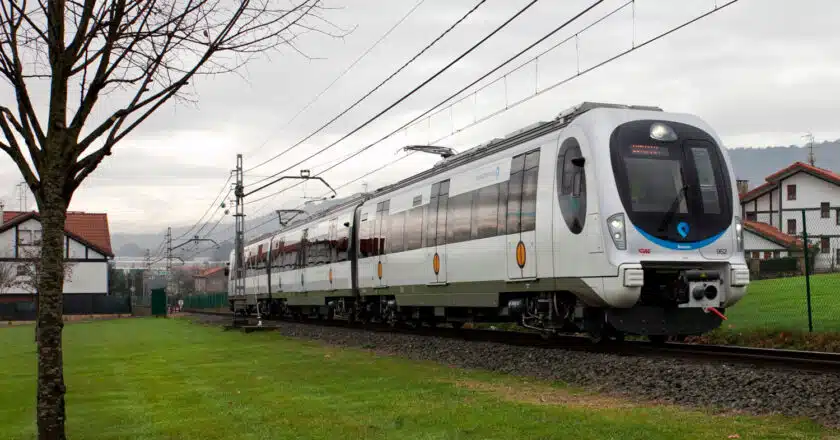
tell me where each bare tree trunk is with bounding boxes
[35,166,69,440]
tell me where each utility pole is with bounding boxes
[165,227,173,295]
[233,154,247,318]
[143,248,151,298]
[229,154,338,326]
[804,132,816,166]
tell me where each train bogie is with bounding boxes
[229,102,750,340]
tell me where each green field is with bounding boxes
[0,318,836,439]
[725,272,840,332]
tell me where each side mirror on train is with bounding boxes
[571,157,585,167]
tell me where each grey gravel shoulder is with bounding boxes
[190,315,840,427]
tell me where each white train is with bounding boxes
[228,102,751,341]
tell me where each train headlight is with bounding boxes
[650,122,678,142]
[607,213,627,250]
[734,216,743,252]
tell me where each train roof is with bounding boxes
[244,101,662,246]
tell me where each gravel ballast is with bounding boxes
[191,314,840,427]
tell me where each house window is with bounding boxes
[822,202,830,218]
[836,248,840,263]
[763,251,772,259]
[774,251,781,258]
[17,229,32,246]
[787,184,796,200]
[821,237,830,253]
[33,230,42,246]
[746,212,757,221]
[787,219,796,235]
[836,209,840,226]
[16,264,28,276]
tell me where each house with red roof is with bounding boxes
[0,209,113,297]
[739,161,840,271]
[193,266,228,293]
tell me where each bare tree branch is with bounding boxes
[0,1,348,436]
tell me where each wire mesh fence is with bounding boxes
[181,292,228,310]
[736,208,840,333]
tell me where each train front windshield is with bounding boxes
[609,120,733,245]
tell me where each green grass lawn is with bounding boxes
[726,272,840,332]
[0,318,837,440]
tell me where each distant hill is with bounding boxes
[726,139,840,188]
[112,141,840,257]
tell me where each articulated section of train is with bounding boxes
[228,102,751,341]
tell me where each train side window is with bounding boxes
[507,150,539,234]
[337,223,350,262]
[390,211,406,253]
[425,188,439,248]
[405,206,423,251]
[557,137,587,234]
[436,185,449,246]
[497,182,508,235]
[521,150,540,232]
[446,191,473,244]
[472,184,499,240]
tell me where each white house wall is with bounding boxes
[0,261,108,294]
[0,218,110,295]
[743,230,789,259]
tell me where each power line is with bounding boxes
[173,173,232,241]
[243,0,427,160]
[245,0,740,210]
[243,0,525,182]
[198,0,740,253]
[241,0,605,205]
[245,0,488,175]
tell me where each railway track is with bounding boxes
[181,309,840,374]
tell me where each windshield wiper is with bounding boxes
[657,184,689,232]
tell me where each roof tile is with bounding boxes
[743,220,802,249]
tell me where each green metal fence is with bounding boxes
[736,208,840,333]
[181,292,228,310]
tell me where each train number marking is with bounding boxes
[716,248,728,255]
[515,241,526,269]
[639,248,651,254]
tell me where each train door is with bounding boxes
[506,149,540,280]
[350,206,362,295]
[426,180,449,284]
[375,200,389,288]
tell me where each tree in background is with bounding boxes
[0,2,345,438]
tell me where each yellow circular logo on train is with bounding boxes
[515,241,526,269]
[432,252,440,275]
[377,260,383,279]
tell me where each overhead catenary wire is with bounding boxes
[244,0,534,186]
[241,0,605,206]
[244,0,739,210]
[243,0,427,160]
[172,173,233,242]
[193,0,740,254]
[244,0,486,175]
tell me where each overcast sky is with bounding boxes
[1,0,838,235]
